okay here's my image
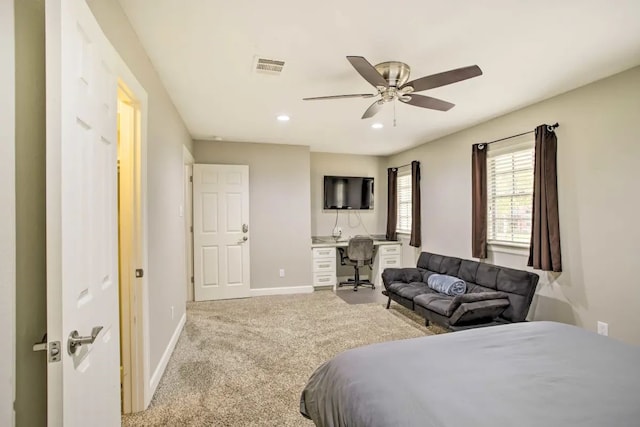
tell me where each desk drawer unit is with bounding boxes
[313,257,336,273]
[313,273,336,287]
[380,256,400,268]
[312,246,337,288]
[379,244,401,256]
[374,244,402,287]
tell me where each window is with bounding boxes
[487,138,534,246]
[396,172,412,234]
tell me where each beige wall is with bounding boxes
[310,153,386,238]
[388,66,640,344]
[194,140,312,289]
[14,0,46,425]
[0,0,16,424]
[88,0,194,372]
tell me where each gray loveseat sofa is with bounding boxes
[382,252,539,330]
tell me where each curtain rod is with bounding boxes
[391,163,412,170]
[482,123,559,146]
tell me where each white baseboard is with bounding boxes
[250,286,314,297]
[148,312,186,400]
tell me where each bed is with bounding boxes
[300,321,640,427]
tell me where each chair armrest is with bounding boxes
[381,268,423,289]
[449,298,509,326]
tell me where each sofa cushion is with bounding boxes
[495,268,534,322]
[416,252,432,270]
[420,270,437,283]
[414,293,458,317]
[381,268,423,288]
[388,282,436,301]
[458,259,480,283]
[440,257,462,276]
[475,263,500,289]
[426,254,445,273]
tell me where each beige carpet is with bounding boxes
[123,291,444,426]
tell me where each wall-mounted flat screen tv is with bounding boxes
[323,176,374,210]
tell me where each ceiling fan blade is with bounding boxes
[361,100,383,119]
[303,93,375,101]
[401,65,482,92]
[347,56,389,88]
[401,94,454,111]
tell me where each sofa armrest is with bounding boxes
[452,291,510,305]
[449,298,510,326]
[381,268,423,289]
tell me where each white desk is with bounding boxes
[310,239,402,291]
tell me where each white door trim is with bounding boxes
[115,49,151,412]
[183,147,195,301]
[0,0,16,424]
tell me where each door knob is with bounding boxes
[68,326,103,355]
[242,224,249,233]
[238,236,248,244]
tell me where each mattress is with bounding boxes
[300,321,640,427]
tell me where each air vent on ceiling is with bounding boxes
[254,57,285,75]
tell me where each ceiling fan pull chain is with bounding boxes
[393,99,397,127]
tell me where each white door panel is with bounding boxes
[46,1,121,425]
[194,164,250,301]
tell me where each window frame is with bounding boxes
[486,136,535,249]
[396,170,412,235]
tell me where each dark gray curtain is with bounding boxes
[528,125,562,272]
[409,161,421,247]
[386,168,398,240]
[471,144,487,259]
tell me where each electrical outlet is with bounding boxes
[279,269,285,278]
[597,321,608,336]
[171,306,175,320]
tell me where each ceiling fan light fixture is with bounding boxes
[371,123,384,129]
[277,115,290,121]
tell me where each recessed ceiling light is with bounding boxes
[277,115,290,121]
[372,123,384,129]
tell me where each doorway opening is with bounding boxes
[117,82,145,414]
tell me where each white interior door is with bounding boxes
[46,1,121,425]
[193,164,251,301]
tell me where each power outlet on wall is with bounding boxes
[597,321,608,336]
[279,268,285,278]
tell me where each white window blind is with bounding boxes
[487,138,534,246]
[396,172,412,234]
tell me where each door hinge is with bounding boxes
[189,175,193,182]
[135,268,144,278]
[190,276,194,283]
[190,225,193,232]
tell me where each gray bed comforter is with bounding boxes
[300,321,640,427]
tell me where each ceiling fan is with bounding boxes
[303,56,483,119]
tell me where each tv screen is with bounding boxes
[323,176,374,210]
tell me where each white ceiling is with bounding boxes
[118,0,640,155]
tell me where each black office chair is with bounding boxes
[338,236,375,292]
